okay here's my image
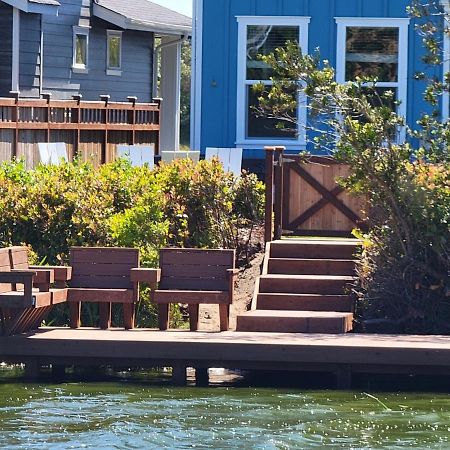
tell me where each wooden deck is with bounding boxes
[2,328,450,387]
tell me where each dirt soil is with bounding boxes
[197,250,265,331]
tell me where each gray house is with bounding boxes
[0,0,191,151]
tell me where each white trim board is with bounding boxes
[191,0,203,151]
[236,16,311,148]
[335,17,410,142]
[11,7,20,92]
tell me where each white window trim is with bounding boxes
[106,29,123,76]
[236,16,310,149]
[335,17,410,142]
[72,25,90,74]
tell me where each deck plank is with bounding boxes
[1,329,450,375]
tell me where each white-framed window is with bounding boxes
[236,16,310,149]
[335,18,410,141]
[107,30,122,76]
[72,26,89,73]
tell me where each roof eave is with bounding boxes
[2,0,59,15]
[93,3,192,36]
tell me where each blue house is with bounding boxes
[0,0,192,151]
[191,0,448,165]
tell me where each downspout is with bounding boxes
[11,7,20,92]
[39,14,44,96]
[441,0,450,120]
[152,34,188,98]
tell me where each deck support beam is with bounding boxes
[335,365,352,390]
[24,359,40,380]
[172,365,187,386]
[195,367,209,386]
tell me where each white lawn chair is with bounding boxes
[38,142,68,165]
[205,147,243,177]
[117,145,155,168]
[160,150,200,163]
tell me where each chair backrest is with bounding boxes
[160,151,200,163]
[0,248,12,294]
[38,142,68,165]
[205,147,243,177]
[159,248,235,291]
[69,247,139,289]
[9,246,29,271]
[117,145,155,168]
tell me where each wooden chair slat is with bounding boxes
[70,275,133,290]
[161,249,234,266]
[70,247,139,265]
[71,262,135,277]
[160,278,229,291]
[161,264,228,279]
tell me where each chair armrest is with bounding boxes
[30,268,55,284]
[226,268,239,278]
[0,269,36,283]
[130,268,161,284]
[29,265,72,282]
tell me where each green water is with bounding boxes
[1,371,450,449]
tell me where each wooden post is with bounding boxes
[10,91,20,159]
[152,98,162,155]
[52,364,66,381]
[195,368,209,387]
[172,365,187,386]
[42,92,52,143]
[335,365,352,390]
[72,94,82,160]
[24,359,40,380]
[264,147,275,243]
[127,96,137,145]
[273,146,285,240]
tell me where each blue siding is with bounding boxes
[0,4,13,97]
[40,0,154,101]
[198,0,436,158]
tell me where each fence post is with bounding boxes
[273,146,285,240]
[264,147,275,242]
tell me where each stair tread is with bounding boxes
[269,257,357,262]
[258,293,349,298]
[241,310,353,318]
[272,239,360,246]
[261,274,355,281]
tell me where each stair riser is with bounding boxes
[270,243,357,260]
[259,278,353,295]
[236,316,353,333]
[268,259,355,276]
[257,295,354,312]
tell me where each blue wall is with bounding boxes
[199,0,436,159]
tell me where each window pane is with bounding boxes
[108,35,121,69]
[246,86,297,139]
[75,34,87,66]
[345,27,399,82]
[246,26,299,80]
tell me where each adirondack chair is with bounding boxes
[0,246,71,336]
[38,142,68,165]
[117,145,155,168]
[160,150,200,163]
[151,248,238,332]
[205,147,243,178]
[67,247,158,329]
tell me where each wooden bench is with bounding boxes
[0,246,71,336]
[67,247,157,330]
[151,248,238,331]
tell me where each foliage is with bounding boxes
[252,3,449,333]
[0,157,265,327]
[180,42,191,148]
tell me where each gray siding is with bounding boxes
[41,0,154,101]
[0,4,13,97]
[19,12,41,98]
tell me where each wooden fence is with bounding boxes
[0,96,160,168]
[265,146,368,241]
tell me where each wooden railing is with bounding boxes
[265,146,368,241]
[0,96,161,168]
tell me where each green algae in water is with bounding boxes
[1,380,450,449]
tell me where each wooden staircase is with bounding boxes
[236,239,359,333]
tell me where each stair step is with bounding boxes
[257,293,354,312]
[259,274,355,295]
[268,258,356,276]
[236,310,354,333]
[270,240,359,260]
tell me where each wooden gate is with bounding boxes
[265,147,368,241]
